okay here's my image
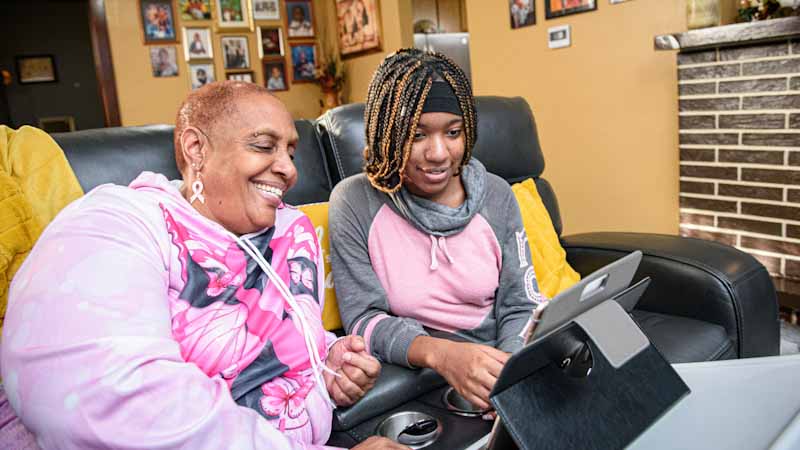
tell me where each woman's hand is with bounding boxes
[352,436,410,449]
[324,335,381,406]
[408,337,509,411]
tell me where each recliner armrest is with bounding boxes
[332,364,446,431]
[561,232,780,359]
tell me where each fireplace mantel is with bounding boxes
[654,16,800,51]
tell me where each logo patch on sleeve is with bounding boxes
[516,230,529,269]
[524,266,542,304]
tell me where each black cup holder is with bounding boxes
[442,386,490,417]
[375,411,443,448]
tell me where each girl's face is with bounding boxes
[402,111,465,206]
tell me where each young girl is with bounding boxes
[330,49,545,411]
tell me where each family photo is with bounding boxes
[149,46,178,77]
[545,0,597,18]
[286,0,315,38]
[140,0,176,43]
[253,0,280,20]
[216,0,251,29]
[222,36,250,69]
[263,60,288,91]
[258,27,284,58]
[509,0,535,29]
[178,0,212,20]
[335,0,381,56]
[290,43,317,82]
[189,63,215,89]
[183,27,212,60]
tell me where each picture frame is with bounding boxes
[221,35,251,69]
[257,26,284,58]
[149,46,179,77]
[189,62,216,89]
[509,0,536,29]
[183,27,213,60]
[216,0,253,30]
[285,0,315,39]
[289,42,318,83]
[38,116,75,133]
[263,59,289,91]
[545,0,597,19]
[253,0,281,20]
[178,0,212,20]
[335,0,382,57]
[139,0,178,43]
[226,71,255,82]
[15,55,57,84]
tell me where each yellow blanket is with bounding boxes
[0,126,83,334]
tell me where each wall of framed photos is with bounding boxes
[105,0,331,124]
[465,0,685,236]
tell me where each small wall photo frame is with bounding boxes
[257,26,284,58]
[253,0,281,20]
[510,0,536,29]
[15,55,57,84]
[335,0,382,57]
[140,0,178,43]
[216,0,254,30]
[289,41,318,83]
[263,59,289,91]
[183,27,213,60]
[149,46,179,77]
[545,0,597,19]
[286,0,315,39]
[226,71,255,82]
[189,63,216,89]
[178,0,212,20]
[221,35,251,69]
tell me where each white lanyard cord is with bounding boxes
[233,234,338,408]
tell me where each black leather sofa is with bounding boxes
[51,96,780,448]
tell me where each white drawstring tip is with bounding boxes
[323,363,342,378]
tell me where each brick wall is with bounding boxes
[678,39,800,280]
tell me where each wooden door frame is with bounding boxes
[88,0,121,127]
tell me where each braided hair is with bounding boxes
[363,48,477,193]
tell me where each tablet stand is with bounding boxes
[489,300,690,450]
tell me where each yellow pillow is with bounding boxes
[297,202,342,331]
[512,178,580,299]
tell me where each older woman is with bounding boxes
[330,50,545,412]
[1,82,401,449]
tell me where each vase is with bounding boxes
[687,0,721,29]
[320,86,341,114]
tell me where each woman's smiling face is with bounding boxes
[194,92,299,234]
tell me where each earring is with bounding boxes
[190,164,205,204]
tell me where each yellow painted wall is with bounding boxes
[105,0,329,125]
[465,0,686,235]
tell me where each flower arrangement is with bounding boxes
[738,0,798,21]
[315,50,345,93]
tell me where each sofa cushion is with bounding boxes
[53,121,333,205]
[632,310,734,363]
[512,178,579,299]
[54,125,179,192]
[295,201,342,331]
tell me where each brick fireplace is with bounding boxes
[659,18,800,282]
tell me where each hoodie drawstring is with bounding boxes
[429,235,455,271]
[232,234,338,409]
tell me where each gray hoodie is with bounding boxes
[329,159,544,367]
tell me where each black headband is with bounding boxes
[421,81,462,116]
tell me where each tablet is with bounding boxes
[528,250,642,342]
